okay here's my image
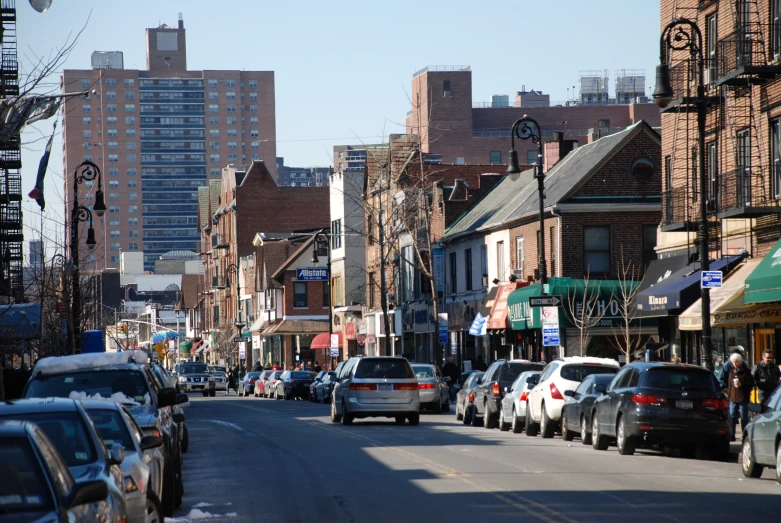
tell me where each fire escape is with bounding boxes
[0,0,23,302]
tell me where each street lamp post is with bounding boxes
[226,263,245,368]
[506,116,547,361]
[653,19,714,371]
[311,232,333,370]
[70,161,105,354]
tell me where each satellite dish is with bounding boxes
[164,284,181,292]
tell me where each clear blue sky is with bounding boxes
[17,0,661,251]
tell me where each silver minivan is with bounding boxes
[331,357,420,425]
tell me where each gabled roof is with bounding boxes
[270,233,320,281]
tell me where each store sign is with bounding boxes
[438,313,448,344]
[433,248,445,295]
[330,334,339,350]
[344,322,356,340]
[541,306,560,346]
[296,268,329,281]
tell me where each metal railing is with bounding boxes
[662,187,691,227]
[412,65,470,78]
[717,24,781,81]
[717,167,781,215]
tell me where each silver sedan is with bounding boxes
[410,364,450,413]
[498,371,541,433]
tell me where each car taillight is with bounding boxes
[249,379,255,384]
[349,383,377,391]
[419,383,436,390]
[291,380,296,386]
[393,383,417,390]
[703,398,729,409]
[468,392,474,403]
[143,428,161,438]
[519,392,528,402]
[491,382,500,397]
[549,383,563,400]
[632,394,667,405]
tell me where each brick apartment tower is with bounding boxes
[62,15,277,271]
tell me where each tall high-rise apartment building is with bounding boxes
[62,15,277,271]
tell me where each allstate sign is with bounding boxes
[296,268,329,281]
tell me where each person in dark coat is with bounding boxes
[442,357,460,401]
[719,352,754,440]
[752,350,781,405]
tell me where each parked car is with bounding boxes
[0,420,109,522]
[211,371,228,393]
[590,362,731,458]
[83,400,165,523]
[315,372,338,403]
[473,359,545,428]
[331,357,420,425]
[238,372,262,396]
[276,371,315,400]
[254,370,274,397]
[0,398,127,523]
[497,371,541,433]
[741,385,781,481]
[264,371,284,398]
[310,371,327,401]
[410,363,450,413]
[526,357,620,438]
[24,351,187,516]
[455,371,483,425]
[148,362,189,455]
[174,361,216,397]
[559,373,616,444]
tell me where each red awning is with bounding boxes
[310,331,342,350]
[486,282,527,330]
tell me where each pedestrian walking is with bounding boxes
[442,357,460,401]
[751,350,781,406]
[719,352,754,441]
[314,361,322,373]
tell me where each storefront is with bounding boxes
[485,283,526,363]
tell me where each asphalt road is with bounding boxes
[172,393,781,523]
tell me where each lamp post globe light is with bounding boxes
[29,0,52,13]
[653,18,714,371]
[311,231,333,369]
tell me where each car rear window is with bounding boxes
[411,365,434,378]
[0,438,55,512]
[640,369,720,392]
[560,364,618,383]
[25,370,151,405]
[0,412,96,467]
[86,408,135,450]
[500,363,544,382]
[291,372,312,380]
[355,359,414,379]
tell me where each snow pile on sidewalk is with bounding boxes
[166,504,237,522]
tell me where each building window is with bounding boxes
[83,117,91,125]
[127,168,137,176]
[128,205,138,213]
[210,141,220,150]
[83,105,91,112]
[227,154,238,162]
[772,120,781,199]
[249,92,258,101]
[249,80,258,88]
[124,92,135,100]
[294,282,308,308]
[369,273,376,308]
[456,157,465,165]
[128,243,139,251]
[323,281,330,308]
[128,193,138,201]
[108,180,119,188]
[104,78,116,87]
[209,129,219,137]
[208,92,218,100]
[126,154,136,162]
[109,218,120,226]
[126,142,136,150]
[129,230,139,238]
[108,154,118,162]
[81,79,90,88]
[84,142,93,150]
[331,219,342,249]
[443,80,451,97]
[496,241,505,282]
[226,104,237,112]
[108,192,120,201]
[125,117,135,125]
[449,252,457,294]
[464,248,473,291]
[480,244,487,282]
[210,168,220,176]
[208,79,218,88]
[209,117,219,125]
[109,230,120,238]
[226,92,236,100]
[250,105,258,113]
[124,104,135,112]
[208,104,218,113]
[490,151,502,165]
[109,205,120,213]
[210,154,220,162]
[105,91,117,100]
[125,129,136,137]
[583,226,611,275]
[227,117,237,125]
[691,145,698,202]
[108,168,119,176]
[124,79,134,87]
[527,150,538,164]
[226,80,236,87]
[250,117,258,125]
[737,128,752,205]
[110,243,121,251]
[227,129,237,137]
[516,237,524,271]
[227,142,237,150]
[107,129,118,138]
[106,104,117,112]
[127,180,136,188]
[642,225,657,270]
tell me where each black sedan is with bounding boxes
[314,371,338,403]
[310,371,327,402]
[741,385,781,481]
[455,371,483,424]
[591,362,731,459]
[560,373,615,444]
[238,372,262,397]
[277,371,315,400]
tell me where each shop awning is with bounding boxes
[248,316,267,333]
[635,255,744,318]
[678,260,760,331]
[507,283,542,330]
[180,340,194,356]
[487,282,527,330]
[745,238,781,304]
[635,254,690,295]
[711,283,781,327]
[310,331,342,350]
[258,319,328,336]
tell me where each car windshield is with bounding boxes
[0,413,96,467]
[355,359,414,379]
[411,365,434,378]
[0,438,55,512]
[560,364,618,383]
[501,363,544,382]
[291,372,312,380]
[86,409,135,450]
[180,364,209,374]
[209,366,226,374]
[25,370,151,405]
[466,372,483,388]
[640,369,720,392]
[246,373,261,380]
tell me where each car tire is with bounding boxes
[498,404,510,431]
[209,390,216,397]
[202,391,208,397]
[775,442,781,484]
[181,424,189,454]
[162,451,175,516]
[395,416,406,425]
[145,492,164,523]
[471,404,483,427]
[511,407,523,434]
[284,391,291,401]
[561,411,574,441]
[408,413,420,426]
[484,406,496,429]
[432,399,442,414]
[463,405,473,425]
[330,399,342,423]
[680,446,697,460]
[616,416,635,456]
[581,415,592,445]
[525,402,539,437]
[456,403,463,421]
[442,396,450,413]
[341,402,353,425]
[591,413,609,451]
[712,440,731,462]
[740,438,763,477]
[540,403,556,439]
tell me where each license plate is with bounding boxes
[676,400,693,409]
[193,385,203,390]
[378,384,393,392]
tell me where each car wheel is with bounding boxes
[741,438,763,477]
[471,404,483,427]
[511,406,523,434]
[146,492,164,523]
[525,402,539,437]
[330,399,342,423]
[776,442,781,484]
[561,411,574,441]
[341,402,353,425]
[284,391,291,401]
[202,391,208,397]
[442,395,450,413]
[209,390,216,397]
[432,399,442,414]
[181,424,189,454]
[408,413,420,426]
[456,403,463,421]
[540,403,556,439]
[616,416,635,456]
[395,416,406,425]
[463,405,473,425]
[591,413,609,451]
[484,405,496,429]
[581,415,592,445]
[680,446,697,460]
[161,451,175,516]
[498,404,510,431]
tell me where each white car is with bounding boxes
[498,371,541,433]
[526,357,620,439]
[211,371,228,392]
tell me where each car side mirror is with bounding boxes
[749,403,765,414]
[563,389,575,397]
[503,386,509,394]
[176,393,189,405]
[108,443,124,466]
[172,412,186,424]
[66,479,108,509]
[594,384,607,393]
[140,435,163,451]
[157,387,176,408]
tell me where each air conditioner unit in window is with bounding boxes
[511,269,524,277]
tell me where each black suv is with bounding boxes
[590,362,731,459]
[472,359,544,429]
[24,351,188,516]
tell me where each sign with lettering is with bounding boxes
[701,271,722,289]
[541,306,559,347]
[296,268,329,281]
[433,248,445,295]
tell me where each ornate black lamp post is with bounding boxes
[311,232,333,369]
[653,18,714,370]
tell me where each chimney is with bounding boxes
[178,13,184,29]
[543,133,578,173]
[448,179,470,201]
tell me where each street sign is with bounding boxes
[529,295,563,308]
[233,337,243,343]
[701,270,723,289]
[541,306,560,347]
[296,268,329,281]
[330,334,339,350]
[330,348,339,357]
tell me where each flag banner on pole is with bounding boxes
[29,122,56,211]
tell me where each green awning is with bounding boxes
[745,237,781,304]
[180,340,193,355]
[507,284,542,330]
